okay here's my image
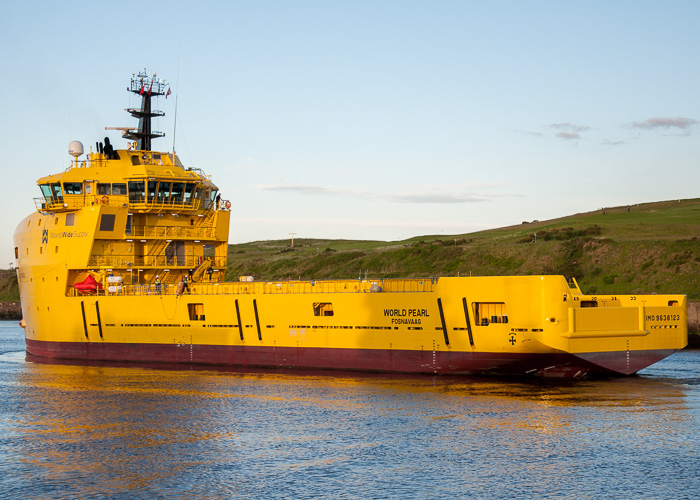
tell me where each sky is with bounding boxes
[2,1,699,265]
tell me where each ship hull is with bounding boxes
[24,337,679,379]
[15,273,688,380]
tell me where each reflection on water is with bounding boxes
[0,320,698,498]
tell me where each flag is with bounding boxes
[148,79,154,95]
[165,88,172,99]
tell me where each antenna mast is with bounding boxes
[121,71,169,151]
[173,55,180,154]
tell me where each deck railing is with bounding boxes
[86,255,227,269]
[35,196,229,213]
[67,278,438,297]
[129,225,216,239]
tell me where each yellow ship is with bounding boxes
[13,72,688,378]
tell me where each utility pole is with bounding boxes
[289,232,296,247]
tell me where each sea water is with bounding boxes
[0,320,698,499]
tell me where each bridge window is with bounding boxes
[184,183,195,204]
[171,183,184,203]
[113,183,127,195]
[147,181,157,202]
[40,184,52,200]
[97,183,111,195]
[313,302,334,316]
[51,183,63,200]
[128,181,145,203]
[64,182,83,195]
[474,302,508,326]
[157,181,172,203]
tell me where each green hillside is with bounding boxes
[0,270,18,302]
[226,198,700,299]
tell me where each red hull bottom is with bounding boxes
[25,339,677,379]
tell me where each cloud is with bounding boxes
[388,193,489,203]
[513,129,545,137]
[601,139,624,146]
[549,122,591,133]
[555,132,580,140]
[257,183,508,204]
[629,117,697,130]
[232,215,492,231]
[260,184,350,196]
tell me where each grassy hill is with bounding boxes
[2,198,699,302]
[0,270,18,302]
[225,198,700,300]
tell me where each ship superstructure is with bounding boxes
[13,72,688,378]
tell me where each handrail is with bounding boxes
[129,225,216,239]
[86,255,227,268]
[33,196,232,213]
[67,278,437,297]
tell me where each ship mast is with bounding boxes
[122,71,168,151]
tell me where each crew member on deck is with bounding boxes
[177,275,190,297]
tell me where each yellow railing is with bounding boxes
[35,196,231,213]
[86,255,227,268]
[129,225,216,239]
[68,278,437,297]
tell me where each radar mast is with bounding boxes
[122,71,169,151]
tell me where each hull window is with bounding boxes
[313,302,334,316]
[188,303,205,321]
[474,302,508,325]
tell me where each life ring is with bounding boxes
[101,195,109,204]
[224,200,231,209]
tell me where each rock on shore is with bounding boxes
[0,302,21,320]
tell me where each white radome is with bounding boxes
[68,140,84,158]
